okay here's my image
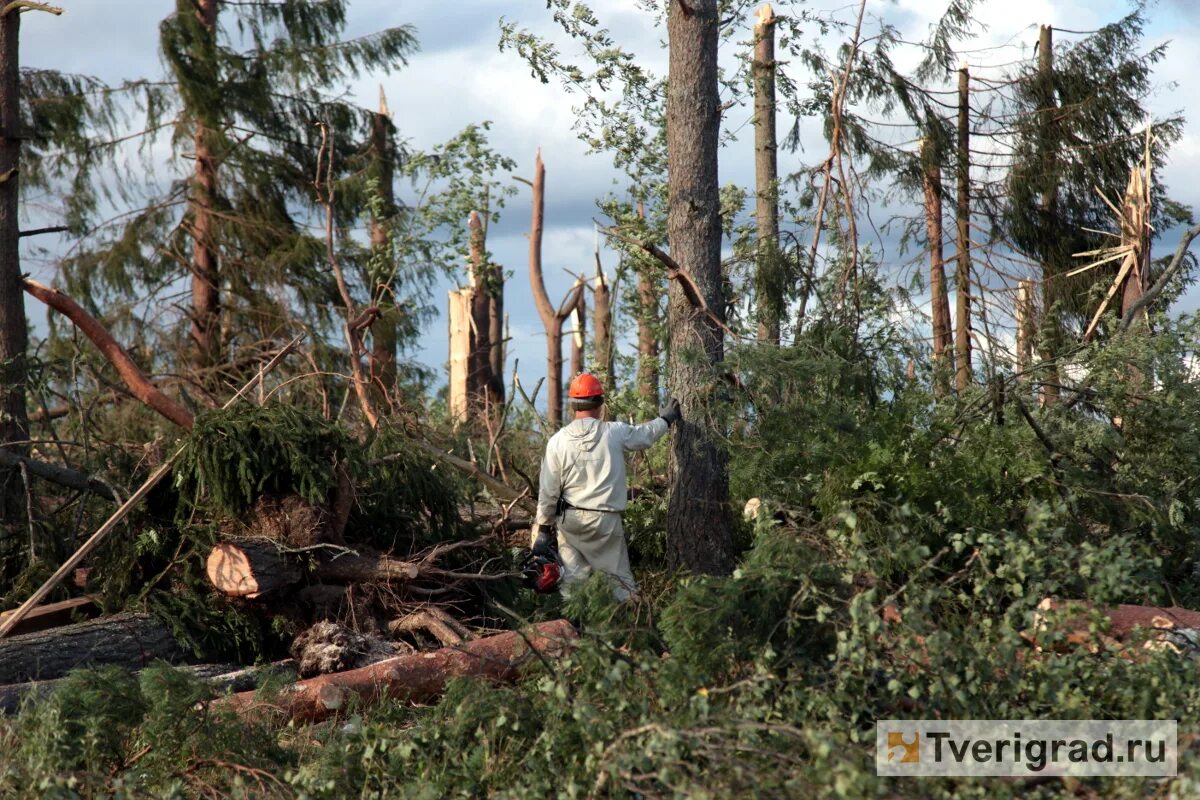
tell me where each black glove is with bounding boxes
[531,524,557,558]
[659,397,682,426]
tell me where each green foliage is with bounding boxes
[174,403,350,518]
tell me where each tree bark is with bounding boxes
[954,64,972,395]
[665,0,734,576]
[0,2,26,578]
[467,210,496,415]
[921,138,954,396]
[569,276,586,378]
[526,151,571,428]
[1036,25,1060,406]
[0,612,183,683]
[753,3,781,344]
[189,0,221,370]
[1016,278,1034,379]
[635,202,660,406]
[219,620,575,724]
[369,93,398,408]
[593,250,614,388]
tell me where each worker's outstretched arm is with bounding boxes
[535,441,563,528]
[619,417,669,451]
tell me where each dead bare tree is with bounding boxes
[525,150,581,428]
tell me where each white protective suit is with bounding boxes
[535,416,669,599]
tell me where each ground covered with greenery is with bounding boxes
[2,303,1199,799]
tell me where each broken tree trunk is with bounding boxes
[954,63,972,395]
[467,210,496,415]
[1026,598,1200,655]
[219,619,576,724]
[1016,279,1034,379]
[593,248,615,388]
[525,150,580,429]
[369,89,399,410]
[921,136,953,396]
[569,276,586,378]
[447,288,472,423]
[0,612,184,683]
[753,2,782,344]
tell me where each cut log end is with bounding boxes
[206,541,301,598]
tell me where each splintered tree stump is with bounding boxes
[206,540,303,598]
[221,494,332,548]
[0,612,184,684]
[220,619,576,724]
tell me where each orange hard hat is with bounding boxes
[568,372,604,399]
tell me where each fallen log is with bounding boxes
[220,619,576,724]
[1025,598,1200,654]
[0,613,184,683]
[206,540,304,598]
[0,660,297,715]
[0,595,98,637]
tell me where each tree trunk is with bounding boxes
[219,620,575,724]
[369,92,398,408]
[467,210,496,414]
[189,0,221,370]
[0,613,183,683]
[636,202,660,406]
[921,137,953,396]
[753,3,781,344]
[526,150,567,428]
[665,0,734,576]
[0,3,26,578]
[954,64,972,395]
[1016,279,1034,379]
[1036,25,1060,406]
[593,250,615,388]
[569,276,586,378]
[447,288,471,423]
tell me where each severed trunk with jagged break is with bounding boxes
[752,3,782,344]
[370,95,399,409]
[921,137,954,396]
[635,201,659,406]
[664,0,734,576]
[189,0,221,370]
[0,6,26,578]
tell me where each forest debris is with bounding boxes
[389,608,472,647]
[1024,598,1200,655]
[0,337,301,640]
[290,621,406,678]
[0,595,98,637]
[219,619,576,724]
[0,613,184,684]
